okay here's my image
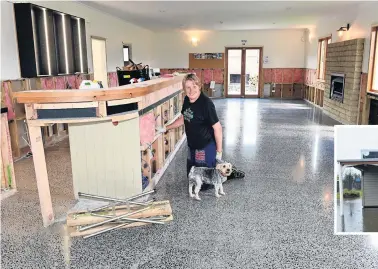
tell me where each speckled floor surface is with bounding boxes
[2,99,378,269]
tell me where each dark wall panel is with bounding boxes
[53,12,74,74]
[14,3,37,78]
[71,17,88,73]
[14,3,88,78]
[32,6,57,76]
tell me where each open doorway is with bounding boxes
[225,47,263,98]
[91,36,108,88]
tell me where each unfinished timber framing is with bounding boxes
[14,75,186,227]
[1,78,71,160]
[1,109,17,197]
[303,81,325,107]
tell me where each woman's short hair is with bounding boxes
[182,73,201,90]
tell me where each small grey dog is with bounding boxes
[188,160,233,200]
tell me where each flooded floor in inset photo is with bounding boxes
[337,198,378,233]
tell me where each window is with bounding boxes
[317,36,332,81]
[368,26,378,92]
[123,44,131,65]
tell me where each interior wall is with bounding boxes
[335,126,378,160]
[0,1,21,80]
[0,1,153,80]
[305,2,378,73]
[151,29,306,68]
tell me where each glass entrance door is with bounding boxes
[225,47,262,97]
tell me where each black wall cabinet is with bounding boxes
[14,3,88,78]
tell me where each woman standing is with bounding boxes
[157,73,243,189]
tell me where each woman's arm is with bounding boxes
[166,115,184,131]
[212,121,223,154]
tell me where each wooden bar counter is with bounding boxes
[14,75,186,227]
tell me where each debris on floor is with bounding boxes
[66,190,173,239]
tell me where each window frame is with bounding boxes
[317,35,332,81]
[123,43,132,66]
[367,26,378,93]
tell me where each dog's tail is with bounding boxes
[188,166,196,178]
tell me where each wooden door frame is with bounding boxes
[224,46,263,98]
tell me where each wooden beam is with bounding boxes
[25,104,37,120]
[34,102,99,110]
[107,97,142,107]
[27,111,139,126]
[14,76,185,104]
[28,125,54,227]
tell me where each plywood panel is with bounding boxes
[271,84,282,98]
[293,84,303,99]
[69,118,142,199]
[282,84,293,98]
[189,53,224,69]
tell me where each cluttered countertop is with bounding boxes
[14,73,185,104]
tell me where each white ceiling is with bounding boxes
[82,1,362,31]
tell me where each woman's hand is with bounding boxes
[212,121,223,156]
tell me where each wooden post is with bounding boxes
[1,113,16,189]
[28,125,54,227]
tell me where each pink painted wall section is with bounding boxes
[282,68,294,83]
[66,76,77,89]
[2,82,15,120]
[40,78,55,90]
[55,77,66,89]
[213,69,224,84]
[273,69,283,83]
[293,69,304,83]
[203,69,213,84]
[139,112,156,146]
[263,69,273,83]
[108,72,118,88]
[305,69,317,86]
[192,69,202,79]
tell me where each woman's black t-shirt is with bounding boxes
[181,92,219,150]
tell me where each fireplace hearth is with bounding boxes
[330,73,345,103]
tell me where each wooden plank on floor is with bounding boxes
[67,200,172,227]
[68,215,173,237]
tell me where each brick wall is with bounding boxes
[323,38,365,124]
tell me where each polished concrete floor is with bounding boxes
[2,99,378,268]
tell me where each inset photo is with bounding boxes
[335,125,378,234]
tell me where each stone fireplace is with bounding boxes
[323,38,364,124]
